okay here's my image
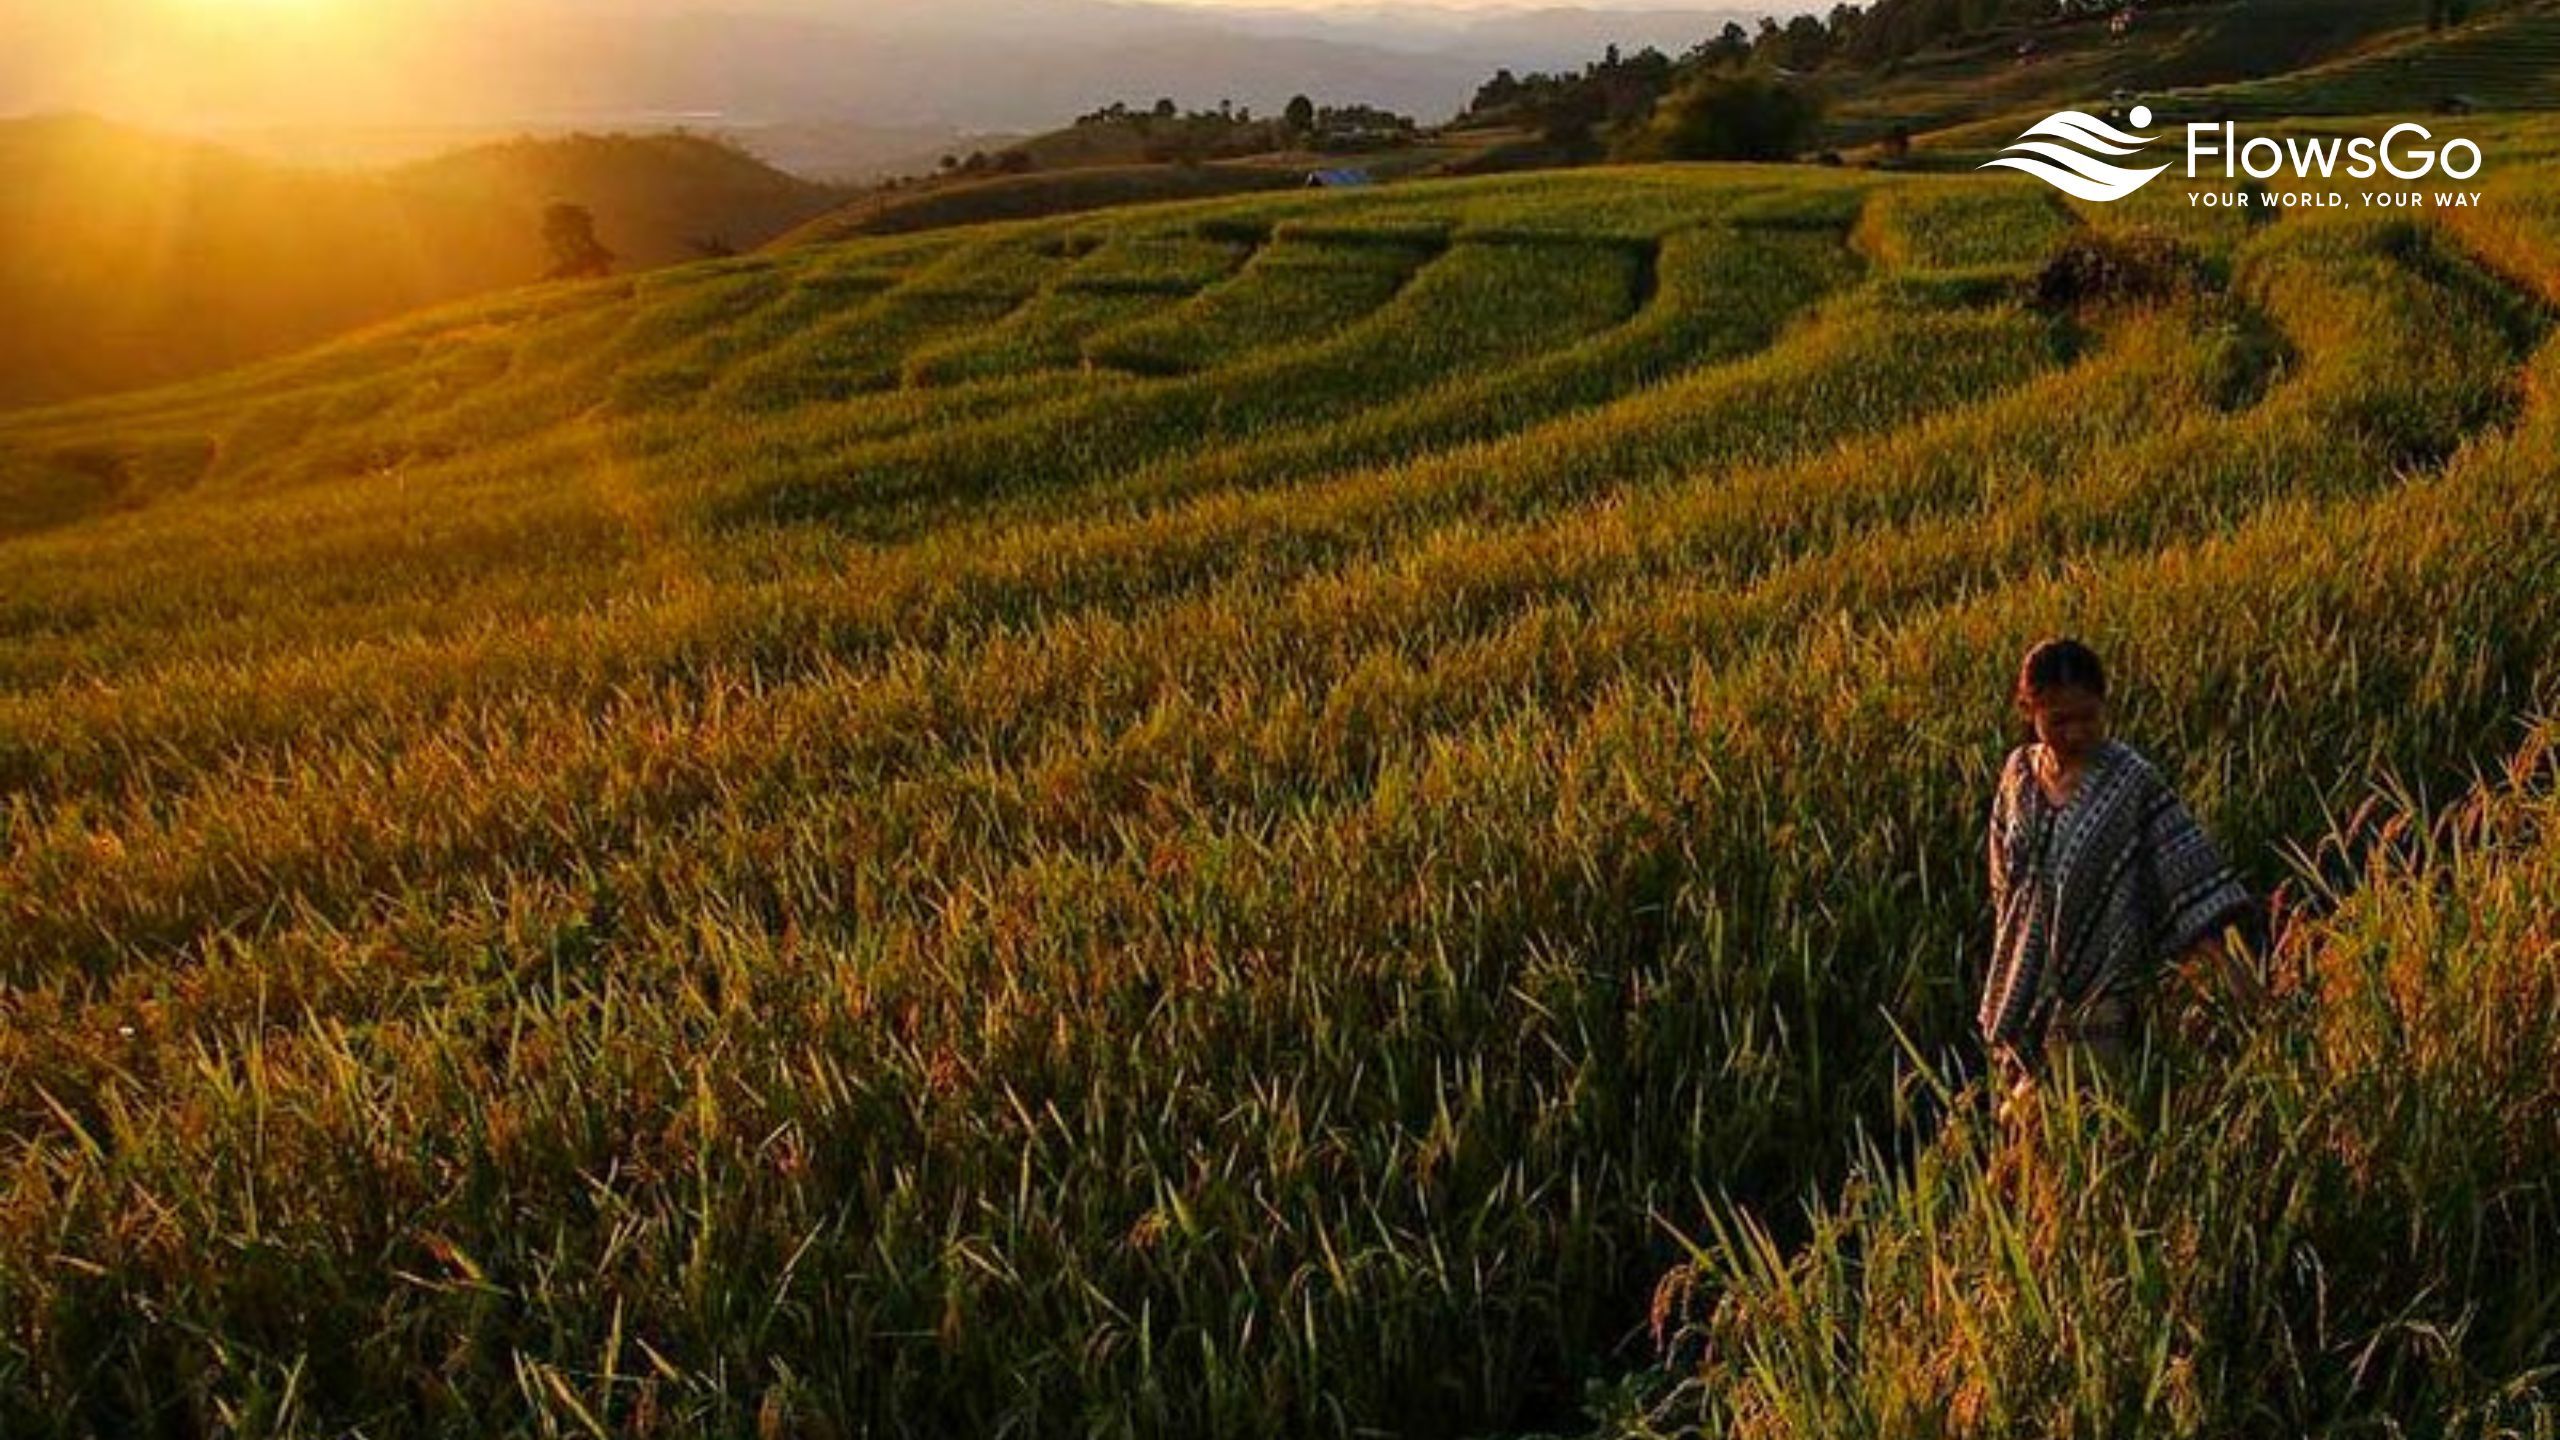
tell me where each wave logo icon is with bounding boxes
[1980,105,2169,202]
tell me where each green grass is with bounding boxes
[1081,227,1443,376]
[4,139,2560,1439]
[769,163,1307,247]
[897,231,1259,384]
[1821,0,2435,149]
[1624,715,2560,1438]
[2168,0,2560,120]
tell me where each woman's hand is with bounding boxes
[2185,930,2271,1016]
[1991,1044,2037,1127]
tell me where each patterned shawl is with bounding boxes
[1979,738,2251,1059]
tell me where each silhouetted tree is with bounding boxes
[1597,45,1677,123]
[1621,68,1821,161]
[1779,14,1835,67]
[1285,94,1317,133]
[1695,21,1753,68]
[541,201,614,280]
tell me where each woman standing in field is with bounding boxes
[1981,637,2266,1109]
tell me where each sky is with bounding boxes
[2,0,1774,134]
[1153,1,1730,7]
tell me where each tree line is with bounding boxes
[1063,96,1418,163]
[1457,0,2513,164]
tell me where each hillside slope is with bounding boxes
[1818,0,2547,146]
[4,130,2559,1437]
[0,116,843,408]
[2164,0,2560,118]
[769,164,1309,247]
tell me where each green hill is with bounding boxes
[1821,0,2436,144]
[769,163,1308,247]
[5,114,2560,1434]
[769,122,1482,249]
[0,116,845,408]
[1892,0,2560,152]
[2165,0,2560,117]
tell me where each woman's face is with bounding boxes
[2022,684,2107,761]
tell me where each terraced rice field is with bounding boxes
[2172,0,2560,119]
[1819,0,2431,148]
[4,138,2559,1437]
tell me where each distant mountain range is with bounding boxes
[1197,4,1768,63]
[0,0,1766,137]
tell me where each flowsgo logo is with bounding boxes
[1981,106,2172,201]
[1984,106,2487,210]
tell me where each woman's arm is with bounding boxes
[2181,929,2271,1013]
[1980,750,2047,1071]
[2143,777,2263,1010]
[1987,750,2019,913]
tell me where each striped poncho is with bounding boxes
[1980,738,2253,1064]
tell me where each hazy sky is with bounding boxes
[3,0,1769,132]
[1152,1,1729,7]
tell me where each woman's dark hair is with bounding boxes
[2014,637,2106,742]
[2016,636,2107,701]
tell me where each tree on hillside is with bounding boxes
[1286,94,1317,134]
[1596,46,1678,122]
[540,201,615,280]
[1461,43,1679,148]
[1619,68,1822,161]
[1773,13,1836,68]
[1541,84,1610,152]
[1693,21,1754,68]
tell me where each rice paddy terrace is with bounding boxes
[6,120,2560,1436]
[2171,0,2560,120]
